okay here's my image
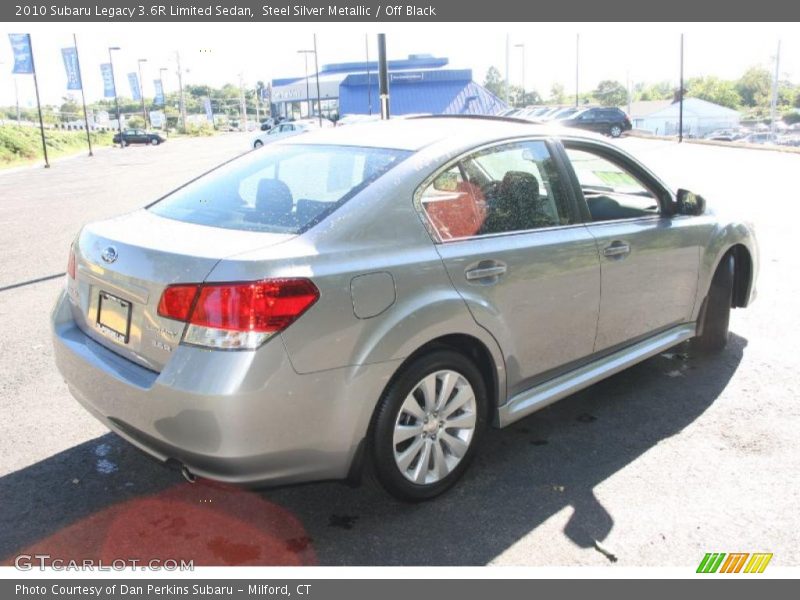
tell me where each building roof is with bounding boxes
[280,116,605,152]
[626,97,741,119]
[338,70,507,116]
[625,100,673,118]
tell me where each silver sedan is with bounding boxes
[52,117,758,500]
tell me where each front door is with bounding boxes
[562,142,707,352]
[417,139,601,397]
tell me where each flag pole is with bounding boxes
[73,33,93,157]
[27,34,50,168]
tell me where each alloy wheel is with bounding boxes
[392,369,477,485]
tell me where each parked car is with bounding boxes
[742,132,779,145]
[559,107,632,137]
[703,129,745,142]
[251,120,316,149]
[53,116,758,500]
[113,129,166,146]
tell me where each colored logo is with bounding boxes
[697,552,773,573]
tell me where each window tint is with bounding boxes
[150,144,410,233]
[566,147,661,221]
[578,110,597,121]
[419,140,573,241]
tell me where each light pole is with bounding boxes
[137,58,148,129]
[297,49,313,118]
[108,46,123,146]
[575,33,580,107]
[313,34,322,126]
[514,43,525,107]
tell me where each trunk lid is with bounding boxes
[69,209,294,371]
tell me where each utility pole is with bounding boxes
[514,43,525,107]
[770,40,781,138]
[678,33,684,143]
[313,34,322,126]
[504,34,510,105]
[575,33,580,107]
[626,70,632,118]
[175,51,187,132]
[377,33,390,119]
[238,73,247,131]
[137,58,149,128]
[254,86,261,123]
[297,49,313,118]
[365,34,372,115]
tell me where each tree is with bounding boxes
[686,76,740,109]
[636,81,673,101]
[548,82,566,104]
[593,80,628,107]
[59,95,80,122]
[483,66,506,99]
[736,66,772,108]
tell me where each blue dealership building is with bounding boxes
[270,54,507,120]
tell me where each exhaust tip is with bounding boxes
[180,464,197,484]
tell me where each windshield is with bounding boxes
[149,143,410,233]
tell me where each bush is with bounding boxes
[184,123,215,137]
[0,125,113,166]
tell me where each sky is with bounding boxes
[1,22,798,108]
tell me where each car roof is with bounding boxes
[281,115,607,151]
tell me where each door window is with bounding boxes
[565,147,661,221]
[418,140,573,241]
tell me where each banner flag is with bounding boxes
[128,72,142,101]
[61,47,82,90]
[153,79,165,106]
[100,63,116,97]
[8,33,34,74]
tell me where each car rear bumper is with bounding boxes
[51,290,399,487]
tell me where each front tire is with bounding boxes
[120,139,128,147]
[693,254,734,353]
[150,138,160,146]
[371,349,487,501]
[253,140,264,149]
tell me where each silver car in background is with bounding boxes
[52,117,758,500]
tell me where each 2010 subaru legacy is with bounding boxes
[52,117,758,500]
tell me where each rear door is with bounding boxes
[418,138,601,397]
[560,140,707,352]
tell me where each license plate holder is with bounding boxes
[96,291,132,344]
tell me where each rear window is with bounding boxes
[149,144,410,233]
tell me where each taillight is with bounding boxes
[157,279,319,350]
[67,247,76,279]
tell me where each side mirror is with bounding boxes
[676,189,706,216]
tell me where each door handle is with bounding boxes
[603,242,631,258]
[465,264,507,281]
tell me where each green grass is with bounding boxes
[0,125,114,168]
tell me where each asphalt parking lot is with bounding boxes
[0,132,798,567]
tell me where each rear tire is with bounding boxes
[693,254,734,353]
[253,140,264,149]
[610,125,623,138]
[371,349,487,501]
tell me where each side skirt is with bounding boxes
[496,323,697,427]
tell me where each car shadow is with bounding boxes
[0,334,746,566]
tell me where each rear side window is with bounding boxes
[418,140,573,241]
[149,144,410,233]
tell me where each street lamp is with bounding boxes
[514,43,525,107]
[297,49,313,118]
[108,46,123,146]
[137,58,148,129]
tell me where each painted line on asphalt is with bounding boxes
[0,272,65,293]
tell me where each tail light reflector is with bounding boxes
[157,279,319,350]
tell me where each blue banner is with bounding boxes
[128,73,141,101]
[153,79,165,106]
[203,97,213,122]
[100,63,116,98]
[61,47,81,90]
[8,33,33,74]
